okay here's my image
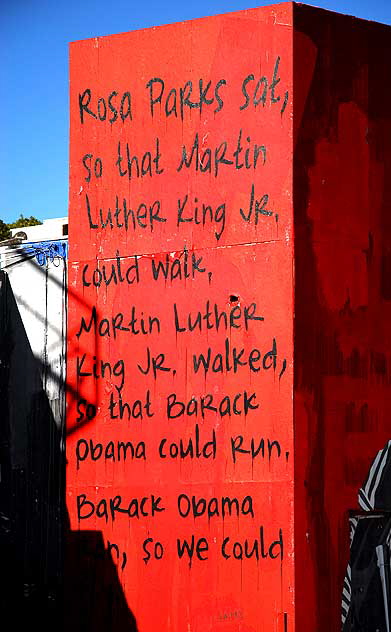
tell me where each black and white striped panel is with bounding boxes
[342,518,358,628]
[341,562,352,627]
[359,441,391,511]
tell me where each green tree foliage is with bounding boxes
[0,220,11,241]
[0,215,42,242]
[8,214,42,229]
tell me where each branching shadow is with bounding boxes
[0,269,138,631]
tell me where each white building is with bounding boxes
[10,216,68,241]
[0,219,68,428]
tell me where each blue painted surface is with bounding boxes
[22,239,68,265]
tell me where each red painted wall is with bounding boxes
[67,3,391,630]
[293,5,391,630]
[67,4,294,631]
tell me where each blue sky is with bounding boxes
[1,0,391,224]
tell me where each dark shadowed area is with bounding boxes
[0,268,138,631]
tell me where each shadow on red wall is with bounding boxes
[0,269,138,632]
[294,5,391,629]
